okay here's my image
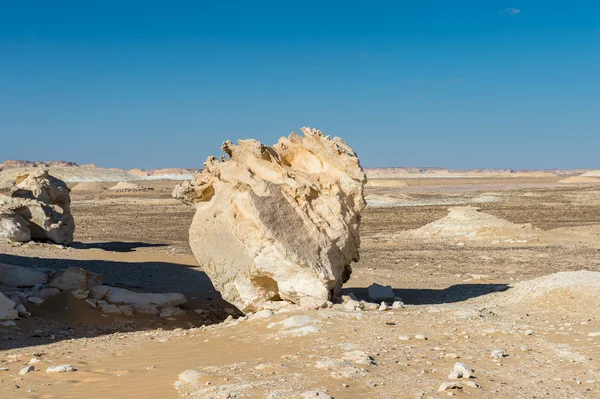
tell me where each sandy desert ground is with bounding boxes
[1,176,599,399]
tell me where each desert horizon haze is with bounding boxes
[1,1,599,169]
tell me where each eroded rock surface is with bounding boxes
[0,169,74,245]
[174,127,366,312]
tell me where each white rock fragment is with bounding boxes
[392,301,404,308]
[27,296,44,305]
[438,381,461,392]
[267,315,321,329]
[588,332,600,337]
[250,310,275,319]
[159,305,185,318]
[46,365,76,373]
[491,349,506,359]
[342,351,376,365]
[448,369,462,379]
[178,369,203,382]
[378,302,389,311]
[453,362,474,378]
[19,365,34,375]
[415,334,427,340]
[118,305,135,316]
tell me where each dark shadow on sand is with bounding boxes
[344,283,510,305]
[71,241,169,252]
[0,253,239,351]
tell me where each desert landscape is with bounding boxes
[0,131,599,399]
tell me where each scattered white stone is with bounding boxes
[520,345,531,352]
[71,289,89,300]
[438,381,461,392]
[279,326,321,336]
[448,370,462,379]
[118,305,135,316]
[392,301,404,308]
[463,380,480,389]
[491,349,506,359]
[378,302,389,311]
[179,369,203,381]
[524,330,534,336]
[267,315,321,329]
[27,296,44,305]
[193,309,205,314]
[250,310,275,319]
[19,365,34,375]
[46,365,76,373]
[398,335,411,341]
[588,332,600,337]
[159,305,185,318]
[453,362,474,378]
[0,320,16,327]
[29,358,42,365]
[368,283,395,301]
[342,351,376,365]
[415,334,427,340]
[97,301,121,314]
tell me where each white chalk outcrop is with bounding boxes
[0,170,74,245]
[173,127,366,312]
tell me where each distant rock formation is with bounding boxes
[582,170,600,177]
[0,170,74,245]
[173,127,367,312]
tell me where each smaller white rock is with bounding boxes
[587,332,600,337]
[46,365,76,373]
[491,350,506,359]
[453,362,474,378]
[250,310,275,319]
[27,296,44,305]
[447,370,462,379]
[29,358,42,365]
[415,334,427,340]
[378,302,389,311]
[19,365,34,375]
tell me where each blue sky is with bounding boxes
[1,1,598,169]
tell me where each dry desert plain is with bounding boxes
[1,175,600,399]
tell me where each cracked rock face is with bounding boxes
[0,170,74,245]
[174,128,366,312]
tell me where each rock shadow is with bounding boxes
[71,241,169,252]
[0,254,239,351]
[344,283,510,305]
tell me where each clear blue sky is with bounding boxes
[1,1,598,169]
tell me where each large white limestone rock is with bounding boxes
[0,170,74,245]
[173,127,366,312]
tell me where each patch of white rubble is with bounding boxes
[0,263,187,321]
